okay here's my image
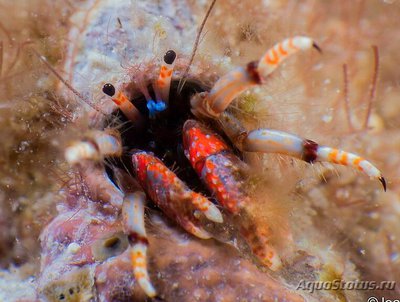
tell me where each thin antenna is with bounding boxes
[342,64,353,131]
[32,48,107,116]
[0,41,3,78]
[363,45,379,129]
[177,0,217,93]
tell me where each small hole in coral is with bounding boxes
[69,288,74,295]
[103,236,121,249]
[59,293,65,300]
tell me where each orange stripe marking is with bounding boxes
[353,157,362,167]
[266,48,279,65]
[329,149,339,164]
[278,43,287,55]
[112,92,128,106]
[208,79,245,108]
[340,153,348,165]
[134,271,145,279]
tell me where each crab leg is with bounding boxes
[183,120,282,270]
[131,151,223,239]
[257,36,321,79]
[241,129,386,190]
[65,129,122,165]
[122,191,156,298]
[191,36,320,118]
[78,163,124,208]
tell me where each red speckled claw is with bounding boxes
[183,120,282,270]
[183,120,249,214]
[131,151,222,239]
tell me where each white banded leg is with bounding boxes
[191,36,320,119]
[65,129,122,165]
[241,129,386,191]
[122,192,156,298]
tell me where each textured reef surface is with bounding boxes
[0,1,400,301]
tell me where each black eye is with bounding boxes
[102,83,115,96]
[163,50,176,65]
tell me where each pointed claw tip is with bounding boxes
[312,42,322,54]
[379,176,387,191]
[204,203,223,223]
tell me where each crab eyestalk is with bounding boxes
[191,36,320,119]
[102,83,143,123]
[155,50,176,105]
[242,129,386,191]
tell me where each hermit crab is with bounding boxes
[55,33,386,299]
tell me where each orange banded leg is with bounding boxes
[241,129,386,190]
[240,222,282,271]
[257,36,320,78]
[122,192,156,298]
[131,151,223,239]
[191,36,320,119]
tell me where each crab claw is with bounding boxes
[182,120,282,271]
[183,120,249,214]
[131,151,223,239]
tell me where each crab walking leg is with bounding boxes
[191,65,259,118]
[191,36,319,118]
[65,129,122,165]
[77,163,124,208]
[122,192,156,298]
[257,36,321,78]
[102,83,143,123]
[155,50,176,104]
[131,151,223,239]
[242,129,386,190]
[183,120,282,270]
